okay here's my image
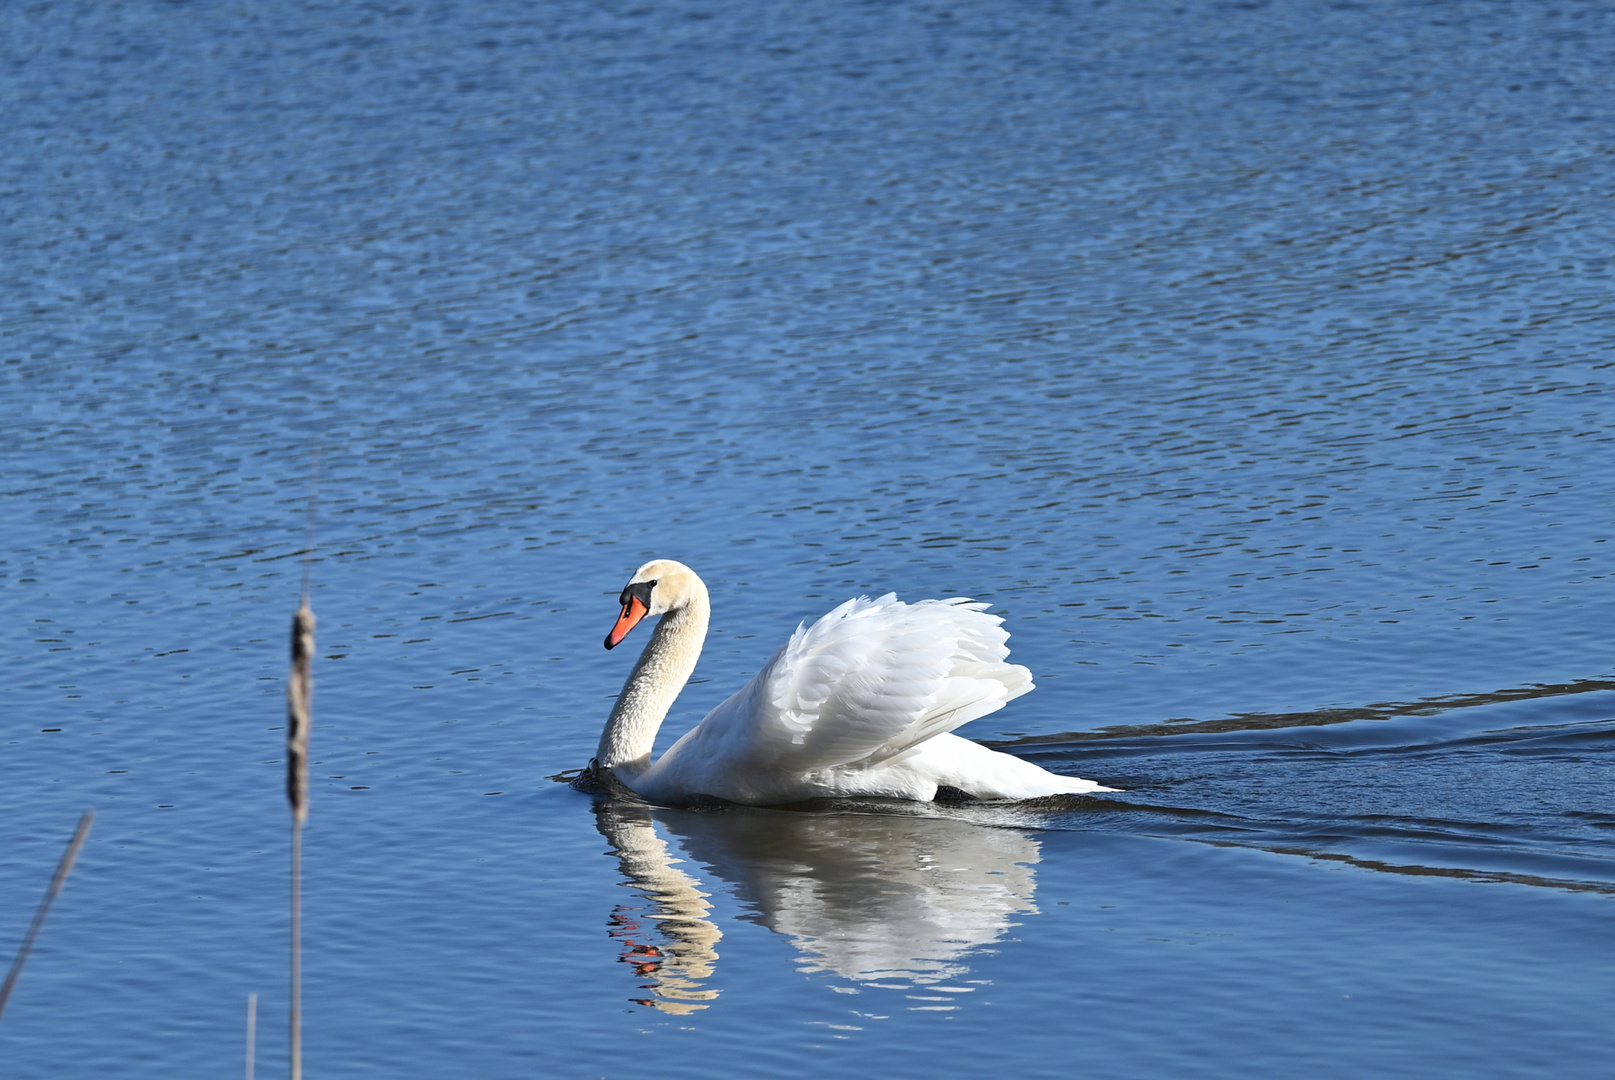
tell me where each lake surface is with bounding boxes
[3,0,1613,1076]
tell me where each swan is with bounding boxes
[592,559,1114,805]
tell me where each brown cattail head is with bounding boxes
[286,600,316,824]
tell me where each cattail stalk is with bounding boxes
[286,599,315,1080]
[0,809,94,1023]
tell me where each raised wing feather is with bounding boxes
[656,595,1032,794]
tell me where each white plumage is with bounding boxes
[596,560,1113,805]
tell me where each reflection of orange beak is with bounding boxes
[604,596,649,650]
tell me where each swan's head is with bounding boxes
[604,559,705,650]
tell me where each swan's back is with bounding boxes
[640,594,1035,803]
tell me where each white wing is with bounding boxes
[647,595,1032,802]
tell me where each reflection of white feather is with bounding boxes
[596,803,1041,1000]
[716,814,1039,985]
[597,804,722,1014]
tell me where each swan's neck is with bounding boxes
[597,590,709,775]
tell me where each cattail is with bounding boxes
[286,598,314,1080]
[287,445,318,1080]
[286,600,315,824]
[0,809,94,1023]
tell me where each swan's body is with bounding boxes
[596,560,1114,805]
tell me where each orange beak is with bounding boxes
[605,596,649,650]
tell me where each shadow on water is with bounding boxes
[581,677,1615,1010]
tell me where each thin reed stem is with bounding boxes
[289,820,302,1080]
[0,809,94,1023]
[246,992,258,1080]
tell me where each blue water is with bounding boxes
[3,0,1613,1076]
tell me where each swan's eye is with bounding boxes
[620,580,656,609]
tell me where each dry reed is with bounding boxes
[286,596,315,1080]
[284,446,319,1080]
[245,992,258,1080]
[0,808,94,1023]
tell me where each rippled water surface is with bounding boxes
[3,1,1613,1077]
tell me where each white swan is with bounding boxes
[595,559,1113,805]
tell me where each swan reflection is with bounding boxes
[594,801,1041,1012]
[596,802,723,1015]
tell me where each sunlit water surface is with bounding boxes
[3,1,1613,1077]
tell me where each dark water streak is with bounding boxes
[990,677,1615,743]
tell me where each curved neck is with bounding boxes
[597,586,709,773]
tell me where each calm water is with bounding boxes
[3,0,1614,1076]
